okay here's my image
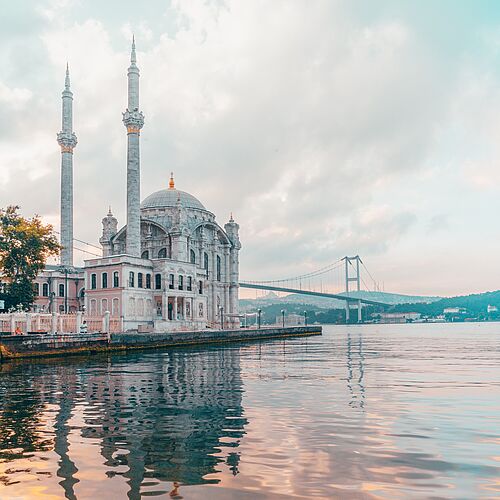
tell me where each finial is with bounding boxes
[131,35,136,64]
[65,62,70,89]
[108,206,113,216]
[229,212,234,222]
[169,172,175,189]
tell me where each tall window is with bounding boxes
[155,273,162,290]
[216,255,221,281]
[187,276,192,291]
[204,252,209,277]
[146,274,151,289]
[138,272,143,288]
[198,280,203,295]
[59,284,65,297]
[169,274,174,290]
[141,250,149,259]
[42,283,49,296]
[113,271,119,288]
[102,272,108,289]
[178,275,183,290]
[129,271,135,288]
[33,283,40,296]
[158,248,167,259]
[190,249,196,264]
[91,273,97,290]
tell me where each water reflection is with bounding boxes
[1,324,500,499]
[346,331,365,408]
[0,347,247,498]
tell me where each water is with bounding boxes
[0,323,499,499]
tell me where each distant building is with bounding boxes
[443,307,467,315]
[487,305,498,313]
[374,312,421,324]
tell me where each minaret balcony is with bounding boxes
[123,109,144,133]
[57,131,77,151]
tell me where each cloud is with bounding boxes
[1,0,500,294]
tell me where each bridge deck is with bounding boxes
[239,283,388,306]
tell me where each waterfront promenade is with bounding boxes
[0,325,322,360]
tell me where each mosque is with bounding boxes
[33,39,241,331]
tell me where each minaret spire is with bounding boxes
[122,37,144,257]
[57,64,77,267]
[131,35,136,64]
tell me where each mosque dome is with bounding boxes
[140,173,206,211]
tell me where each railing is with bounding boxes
[0,312,121,335]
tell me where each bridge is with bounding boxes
[240,256,389,323]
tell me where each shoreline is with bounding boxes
[0,325,322,361]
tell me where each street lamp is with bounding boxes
[281,309,285,328]
[304,310,308,326]
[257,309,262,329]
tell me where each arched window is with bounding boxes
[155,273,162,290]
[102,272,108,289]
[129,272,135,288]
[59,284,65,297]
[42,283,49,297]
[169,274,174,290]
[112,298,119,316]
[138,272,143,288]
[187,276,192,291]
[190,249,196,264]
[146,274,151,289]
[158,248,167,259]
[216,255,221,281]
[198,280,203,294]
[91,274,97,289]
[141,250,149,259]
[113,271,119,288]
[178,275,183,290]
[33,283,40,296]
[101,298,108,314]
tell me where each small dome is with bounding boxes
[141,188,206,211]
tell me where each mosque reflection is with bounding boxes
[0,347,247,498]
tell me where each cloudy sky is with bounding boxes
[2,0,500,297]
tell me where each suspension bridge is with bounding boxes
[240,256,388,323]
[65,235,388,323]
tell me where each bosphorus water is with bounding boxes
[0,323,499,499]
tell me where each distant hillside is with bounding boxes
[391,289,500,317]
[240,290,440,311]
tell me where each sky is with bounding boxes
[1,0,500,297]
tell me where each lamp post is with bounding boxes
[257,309,262,329]
[304,310,308,326]
[281,309,285,328]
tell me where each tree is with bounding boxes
[0,206,60,309]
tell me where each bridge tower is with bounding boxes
[342,256,363,323]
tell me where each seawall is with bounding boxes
[0,326,322,361]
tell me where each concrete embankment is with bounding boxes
[0,326,322,361]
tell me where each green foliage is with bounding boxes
[0,206,60,308]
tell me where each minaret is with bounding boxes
[100,207,118,257]
[122,36,144,257]
[225,214,241,326]
[57,64,77,267]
